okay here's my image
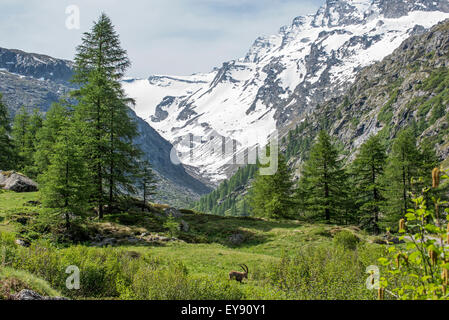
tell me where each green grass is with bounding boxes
[0,191,39,212]
[0,266,62,299]
[0,191,40,233]
[0,191,385,300]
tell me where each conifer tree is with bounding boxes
[11,107,42,176]
[250,154,294,219]
[72,13,142,218]
[381,129,421,228]
[351,134,387,233]
[39,109,90,227]
[34,102,68,174]
[11,107,30,170]
[0,93,15,170]
[138,160,157,211]
[296,131,348,223]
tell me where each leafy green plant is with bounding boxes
[163,215,179,238]
[378,169,449,300]
[333,230,360,250]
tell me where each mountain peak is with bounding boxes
[310,0,449,28]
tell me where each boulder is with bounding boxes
[12,289,68,300]
[229,233,245,245]
[0,171,38,192]
[163,207,183,218]
[15,239,31,247]
[179,220,190,232]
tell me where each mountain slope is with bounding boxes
[0,47,211,205]
[123,0,449,186]
[284,18,449,174]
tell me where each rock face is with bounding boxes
[284,19,449,171]
[229,233,245,245]
[0,48,73,83]
[163,207,184,219]
[0,171,38,192]
[11,289,68,301]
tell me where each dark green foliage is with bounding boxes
[333,230,360,250]
[39,107,90,225]
[249,154,294,219]
[381,129,437,229]
[0,93,15,170]
[193,164,257,216]
[71,13,142,218]
[351,135,387,233]
[138,160,157,210]
[296,131,349,223]
[284,119,314,160]
[34,102,68,174]
[11,107,43,177]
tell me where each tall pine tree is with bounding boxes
[351,134,387,233]
[296,131,348,223]
[138,160,157,211]
[381,129,421,228]
[72,13,141,218]
[250,154,294,219]
[0,93,15,170]
[39,108,90,227]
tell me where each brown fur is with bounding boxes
[229,264,248,283]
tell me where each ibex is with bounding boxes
[229,264,248,283]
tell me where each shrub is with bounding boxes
[333,230,360,250]
[378,169,449,300]
[255,245,382,300]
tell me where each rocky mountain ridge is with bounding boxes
[284,19,449,174]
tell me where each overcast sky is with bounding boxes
[0,0,322,78]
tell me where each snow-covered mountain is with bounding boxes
[123,0,449,186]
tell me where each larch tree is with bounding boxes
[250,153,294,219]
[351,134,387,234]
[71,13,142,218]
[296,131,348,223]
[0,94,15,170]
[381,129,421,228]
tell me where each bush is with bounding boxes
[256,245,382,300]
[0,238,244,300]
[333,230,360,250]
[0,267,61,299]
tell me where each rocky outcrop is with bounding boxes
[0,47,74,83]
[0,171,38,192]
[11,289,68,301]
[284,19,449,172]
[229,233,245,245]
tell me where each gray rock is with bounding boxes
[0,171,38,192]
[179,220,190,232]
[158,236,171,242]
[15,239,31,247]
[164,207,183,218]
[92,237,117,247]
[12,289,68,301]
[229,233,245,245]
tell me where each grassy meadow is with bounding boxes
[0,190,389,300]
